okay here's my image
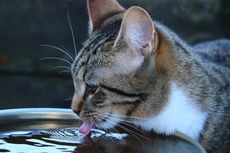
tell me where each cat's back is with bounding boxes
[193,39,230,153]
[193,39,230,68]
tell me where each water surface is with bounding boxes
[0,127,203,153]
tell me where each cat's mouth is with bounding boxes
[79,114,113,135]
[79,121,93,135]
[79,114,96,135]
[79,119,105,135]
[79,114,105,135]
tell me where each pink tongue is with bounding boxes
[79,121,93,135]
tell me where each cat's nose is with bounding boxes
[71,93,83,116]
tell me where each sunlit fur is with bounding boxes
[71,1,230,152]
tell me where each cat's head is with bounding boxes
[71,0,169,133]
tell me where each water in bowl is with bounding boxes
[0,127,203,153]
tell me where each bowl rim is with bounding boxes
[0,108,206,153]
[0,108,79,124]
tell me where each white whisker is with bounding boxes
[38,44,74,61]
[59,70,71,74]
[106,114,141,124]
[49,66,71,71]
[67,9,77,56]
[102,114,150,140]
[40,57,72,65]
[64,97,72,102]
[94,115,116,144]
[118,121,149,139]
[101,115,146,147]
[95,115,119,143]
[103,112,147,121]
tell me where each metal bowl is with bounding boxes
[0,108,206,153]
[0,108,80,131]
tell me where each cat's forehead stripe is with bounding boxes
[73,19,122,77]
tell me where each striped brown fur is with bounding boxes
[71,1,230,152]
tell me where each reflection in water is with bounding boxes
[0,127,203,153]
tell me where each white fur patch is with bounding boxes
[140,81,207,140]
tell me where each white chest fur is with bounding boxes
[140,82,207,140]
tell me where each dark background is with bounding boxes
[0,0,229,109]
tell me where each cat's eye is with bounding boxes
[85,84,98,95]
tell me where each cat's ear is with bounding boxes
[87,0,125,32]
[114,6,158,56]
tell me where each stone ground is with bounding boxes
[0,0,229,109]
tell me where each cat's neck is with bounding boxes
[142,26,211,138]
[154,22,229,114]
[154,23,215,111]
[155,22,200,83]
[141,81,208,140]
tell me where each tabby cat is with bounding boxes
[71,0,230,152]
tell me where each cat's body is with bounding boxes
[136,21,230,152]
[71,0,230,152]
[193,39,230,152]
